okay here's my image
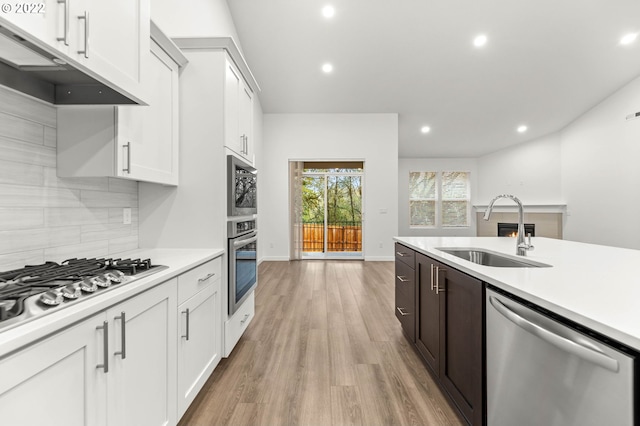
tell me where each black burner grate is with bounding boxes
[0,257,158,324]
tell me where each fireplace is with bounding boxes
[497,223,535,238]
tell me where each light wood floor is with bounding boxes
[178,260,464,426]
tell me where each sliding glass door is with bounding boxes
[301,164,363,259]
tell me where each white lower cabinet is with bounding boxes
[0,256,225,425]
[224,291,255,357]
[0,313,107,426]
[0,278,177,426]
[107,279,177,426]
[176,259,222,419]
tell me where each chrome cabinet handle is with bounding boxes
[396,307,410,316]
[396,275,409,282]
[77,11,89,58]
[489,296,619,372]
[182,309,190,341]
[56,0,69,46]
[240,313,250,324]
[122,142,131,173]
[430,263,435,291]
[114,312,126,359]
[434,266,445,295]
[96,321,109,373]
[198,272,216,283]
[396,251,407,257]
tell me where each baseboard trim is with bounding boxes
[364,256,395,261]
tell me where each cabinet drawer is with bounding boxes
[178,257,222,304]
[395,243,415,268]
[395,260,415,297]
[395,284,415,341]
[224,291,254,357]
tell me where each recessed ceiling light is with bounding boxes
[322,63,333,73]
[620,33,638,45]
[322,5,335,18]
[473,34,488,48]
[421,126,431,134]
[517,125,528,133]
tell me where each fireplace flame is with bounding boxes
[507,231,518,238]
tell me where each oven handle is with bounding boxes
[233,235,257,248]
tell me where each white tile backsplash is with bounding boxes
[0,85,139,270]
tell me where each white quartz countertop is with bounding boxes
[0,247,224,358]
[394,236,640,351]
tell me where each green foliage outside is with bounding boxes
[302,174,362,225]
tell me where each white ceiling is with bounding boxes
[227,0,640,158]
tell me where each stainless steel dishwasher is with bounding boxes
[486,288,635,426]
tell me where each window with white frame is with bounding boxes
[409,171,470,227]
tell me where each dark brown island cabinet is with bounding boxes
[394,243,484,426]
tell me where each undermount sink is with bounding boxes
[437,248,551,268]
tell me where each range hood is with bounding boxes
[0,24,138,105]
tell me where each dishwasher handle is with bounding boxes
[489,296,619,372]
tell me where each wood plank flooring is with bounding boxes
[178,260,464,426]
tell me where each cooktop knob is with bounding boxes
[93,276,110,288]
[40,290,63,306]
[80,278,98,293]
[105,270,125,283]
[61,283,81,299]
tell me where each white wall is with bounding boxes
[477,133,563,205]
[398,158,478,237]
[561,75,640,249]
[473,75,640,249]
[261,114,398,261]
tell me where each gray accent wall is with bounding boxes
[0,85,139,271]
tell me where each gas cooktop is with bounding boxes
[0,257,167,332]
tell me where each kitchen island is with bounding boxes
[395,236,640,351]
[395,236,639,426]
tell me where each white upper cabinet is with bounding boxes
[0,0,150,104]
[0,0,71,56]
[57,24,186,186]
[224,58,254,163]
[76,0,150,105]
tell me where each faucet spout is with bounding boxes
[483,194,534,256]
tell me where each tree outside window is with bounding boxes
[409,171,470,227]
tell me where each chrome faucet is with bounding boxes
[483,194,534,256]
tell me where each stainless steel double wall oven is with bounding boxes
[227,155,258,315]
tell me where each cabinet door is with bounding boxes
[177,279,222,417]
[74,0,149,104]
[238,81,253,160]
[107,279,177,426]
[118,40,180,185]
[0,0,69,56]
[415,253,440,374]
[0,314,107,426]
[224,60,243,155]
[439,264,483,426]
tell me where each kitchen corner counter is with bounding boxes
[0,248,224,358]
[394,236,640,351]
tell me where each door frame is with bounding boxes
[293,159,365,260]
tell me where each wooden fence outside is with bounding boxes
[303,222,362,252]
